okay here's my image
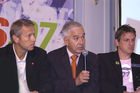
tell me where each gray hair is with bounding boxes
[62,21,84,38]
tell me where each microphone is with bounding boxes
[82,50,88,70]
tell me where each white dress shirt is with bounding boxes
[66,48,80,65]
[13,45,30,93]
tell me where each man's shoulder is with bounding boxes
[97,51,116,57]
[0,44,12,54]
[32,46,47,53]
[28,46,47,57]
[86,51,96,58]
[132,52,140,56]
[131,52,140,59]
[0,44,13,63]
[48,46,66,55]
[47,46,66,63]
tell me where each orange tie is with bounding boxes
[71,55,77,79]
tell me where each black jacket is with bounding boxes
[41,46,99,93]
[98,51,140,93]
[0,44,47,93]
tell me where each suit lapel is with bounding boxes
[8,44,19,86]
[61,47,73,78]
[77,54,84,76]
[131,53,137,90]
[26,52,34,82]
[111,51,123,83]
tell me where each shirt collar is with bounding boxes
[66,47,80,58]
[13,44,28,62]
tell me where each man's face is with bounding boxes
[14,26,36,52]
[115,32,135,56]
[64,28,85,55]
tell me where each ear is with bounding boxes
[12,35,19,43]
[115,39,119,47]
[64,37,68,46]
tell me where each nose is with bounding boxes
[129,40,135,46]
[78,37,85,44]
[31,35,36,42]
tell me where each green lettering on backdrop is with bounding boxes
[39,22,57,49]
[0,18,58,50]
[32,21,38,38]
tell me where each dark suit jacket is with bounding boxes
[98,51,140,93]
[42,46,99,93]
[0,44,47,93]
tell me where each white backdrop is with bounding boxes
[0,0,74,52]
[121,0,140,54]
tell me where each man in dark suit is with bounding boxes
[41,21,99,93]
[98,25,140,93]
[0,19,47,93]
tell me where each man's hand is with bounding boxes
[135,86,140,93]
[30,91,39,93]
[75,70,90,86]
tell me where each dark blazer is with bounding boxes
[98,51,140,93]
[42,46,99,93]
[0,44,47,93]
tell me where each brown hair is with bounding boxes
[10,19,34,42]
[115,24,136,42]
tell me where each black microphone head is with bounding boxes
[82,50,88,56]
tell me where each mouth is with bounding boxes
[30,43,35,47]
[77,46,85,51]
[129,47,134,50]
